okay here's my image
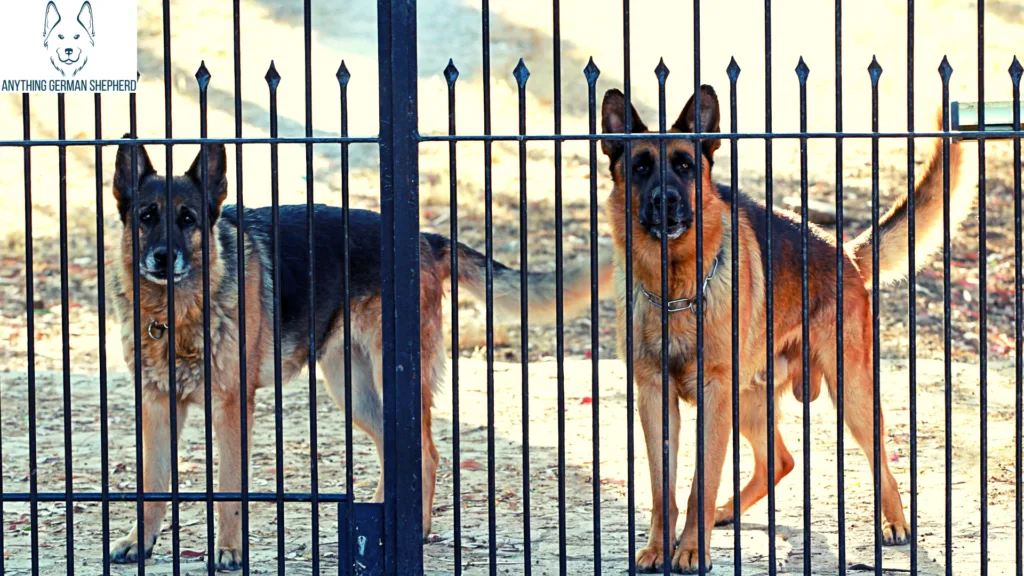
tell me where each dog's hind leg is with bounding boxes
[819,316,910,546]
[713,386,794,527]
[320,343,385,501]
[111,390,190,563]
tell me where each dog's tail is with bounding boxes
[425,233,616,324]
[847,110,968,287]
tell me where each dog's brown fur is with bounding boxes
[600,86,966,572]
[108,141,614,570]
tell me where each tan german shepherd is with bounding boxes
[600,86,967,572]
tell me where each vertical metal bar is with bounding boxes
[378,1,424,573]
[159,3,181,572]
[833,4,847,573]
[512,57,533,576]
[1010,54,1023,576]
[585,56,602,576]
[975,6,989,574]
[22,92,40,576]
[337,60,355,576]
[654,58,671,576]
[94,91,112,576]
[552,3,568,573]
[129,85,147,576]
[442,59,462,576]
[377,3,398,573]
[938,55,953,576]
[231,2,252,572]
[621,1,637,573]
[302,5,322,567]
[692,5,709,573]
[57,92,76,576]
[264,61,286,576]
[195,62,215,576]
[868,55,883,576]
[906,4,919,573]
[763,2,777,572]
[796,56,811,576]
[480,2,498,574]
[727,57,742,576]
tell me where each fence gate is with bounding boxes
[5,0,1023,575]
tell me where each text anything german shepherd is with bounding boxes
[600,86,967,572]
[107,139,612,570]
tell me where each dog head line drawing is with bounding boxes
[43,1,95,77]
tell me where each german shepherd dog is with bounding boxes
[600,86,967,572]
[107,139,613,570]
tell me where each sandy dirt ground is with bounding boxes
[1,0,1023,574]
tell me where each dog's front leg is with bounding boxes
[673,367,731,574]
[111,389,189,563]
[635,371,681,573]
[212,389,255,571]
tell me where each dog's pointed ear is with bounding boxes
[113,134,156,224]
[186,144,229,222]
[601,88,647,169]
[673,84,722,160]
[77,1,95,38]
[43,1,61,39]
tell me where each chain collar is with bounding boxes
[148,320,168,340]
[639,255,720,314]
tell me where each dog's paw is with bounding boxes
[882,519,911,546]
[635,544,669,573]
[214,548,244,572]
[110,533,156,564]
[713,504,736,527]
[671,542,712,574]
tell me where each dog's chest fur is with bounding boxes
[111,252,244,401]
[614,253,734,402]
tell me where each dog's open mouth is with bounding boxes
[141,270,191,285]
[57,54,80,65]
[649,221,686,240]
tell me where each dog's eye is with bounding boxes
[180,212,196,227]
[58,34,64,40]
[675,161,692,172]
[139,210,155,225]
[74,34,80,40]
[633,163,651,176]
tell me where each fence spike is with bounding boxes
[513,58,530,88]
[195,61,211,91]
[1010,56,1022,87]
[443,59,459,87]
[655,57,670,84]
[796,57,809,84]
[336,61,351,88]
[265,61,281,91]
[584,57,600,86]
[938,56,953,83]
[868,56,883,86]
[727,57,741,82]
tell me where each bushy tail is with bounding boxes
[426,233,616,324]
[848,111,968,287]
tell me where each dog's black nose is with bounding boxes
[650,186,681,216]
[152,248,168,272]
[65,48,73,55]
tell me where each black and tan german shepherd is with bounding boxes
[107,138,614,570]
[600,86,967,572]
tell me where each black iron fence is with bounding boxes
[3,1,1023,575]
